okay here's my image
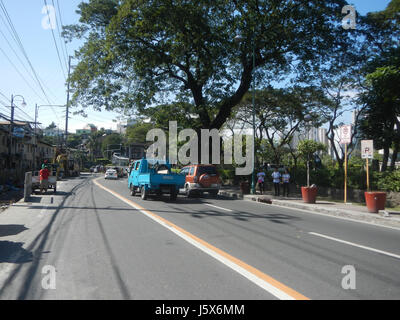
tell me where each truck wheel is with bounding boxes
[130,185,135,196]
[185,185,192,198]
[210,190,219,197]
[141,187,148,200]
[170,187,177,201]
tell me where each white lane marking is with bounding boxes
[309,232,400,260]
[205,204,233,212]
[142,209,294,300]
[251,200,400,232]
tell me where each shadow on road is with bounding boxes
[0,176,91,299]
[0,241,33,263]
[163,196,302,224]
[0,224,28,237]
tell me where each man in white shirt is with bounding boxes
[282,169,290,197]
[271,167,281,196]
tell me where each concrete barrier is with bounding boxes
[24,171,32,202]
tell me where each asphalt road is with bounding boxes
[0,173,399,300]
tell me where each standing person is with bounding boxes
[282,169,291,197]
[257,170,266,194]
[39,165,50,194]
[271,167,281,196]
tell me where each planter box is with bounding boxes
[365,192,386,213]
[301,186,317,204]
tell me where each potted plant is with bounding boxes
[364,192,386,213]
[297,140,326,204]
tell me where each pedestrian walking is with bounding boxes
[271,167,281,196]
[257,170,266,194]
[282,169,290,197]
[39,166,50,194]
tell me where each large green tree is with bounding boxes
[65,0,350,134]
[232,86,330,165]
[359,66,400,172]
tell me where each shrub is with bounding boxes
[373,170,400,192]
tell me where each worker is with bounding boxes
[39,166,50,194]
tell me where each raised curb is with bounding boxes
[218,190,244,200]
[218,190,400,229]
[252,196,400,229]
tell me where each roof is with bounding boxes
[0,120,30,126]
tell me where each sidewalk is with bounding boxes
[218,186,400,229]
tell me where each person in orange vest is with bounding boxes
[39,166,50,194]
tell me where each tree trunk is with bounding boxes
[390,143,399,171]
[381,146,390,172]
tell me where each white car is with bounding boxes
[105,169,118,180]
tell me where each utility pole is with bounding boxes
[8,94,26,168]
[33,104,38,171]
[8,94,15,168]
[65,56,72,147]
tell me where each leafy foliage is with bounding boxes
[65,0,350,133]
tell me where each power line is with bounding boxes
[43,0,67,80]
[0,0,54,106]
[0,46,49,104]
[15,106,34,121]
[0,90,10,103]
[0,20,60,103]
[53,0,69,70]
[0,2,64,125]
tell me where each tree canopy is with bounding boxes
[65,0,350,133]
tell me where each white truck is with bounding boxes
[31,169,57,194]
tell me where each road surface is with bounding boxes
[0,174,399,300]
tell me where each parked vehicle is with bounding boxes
[180,164,221,197]
[32,167,57,194]
[128,159,185,201]
[105,169,118,180]
[106,166,124,178]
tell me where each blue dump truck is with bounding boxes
[128,159,185,201]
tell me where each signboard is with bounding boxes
[361,140,374,159]
[12,127,25,138]
[339,125,352,144]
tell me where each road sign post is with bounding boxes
[340,125,352,203]
[361,140,373,191]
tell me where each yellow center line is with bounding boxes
[94,178,310,300]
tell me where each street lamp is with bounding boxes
[8,94,26,168]
[234,32,256,194]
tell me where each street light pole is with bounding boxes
[65,56,72,147]
[8,94,26,168]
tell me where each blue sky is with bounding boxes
[0,0,393,133]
